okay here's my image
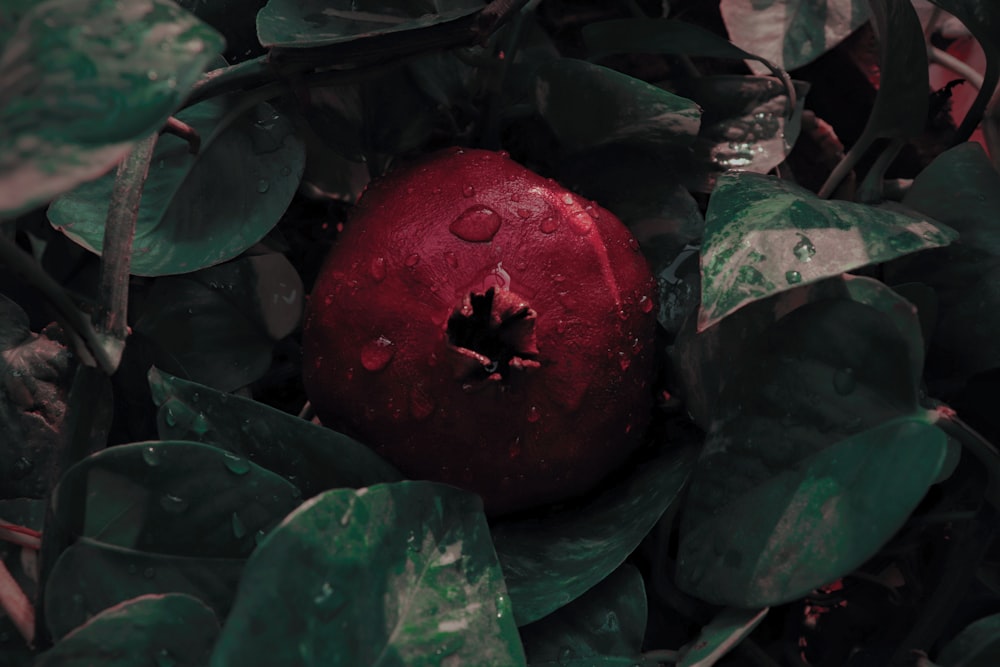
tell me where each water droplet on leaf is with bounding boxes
[154,648,176,667]
[232,511,247,539]
[793,235,816,262]
[223,452,251,475]
[449,206,502,242]
[142,446,161,467]
[785,270,802,284]
[159,493,188,513]
[257,179,269,193]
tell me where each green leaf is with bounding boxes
[519,564,646,667]
[148,368,403,496]
[53,440,301,558]
[0,0,223,217]
[865,0,929,140]
[535,59,701,154]
[211,482,527,667]
[493,445,695,626]
[890,143,1000,380]
[257,0,482,49]
[44,541,243,641]
[720,0,870,73]
[48,98,304,276]
[132,253,303,392]
[677,299,948,607]
[678,607,768,667]
[937,613,1000,666]
[698,172,956,331]
[37,593,218,667]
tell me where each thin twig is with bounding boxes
[857,137,905,204]
[928,45,984,90]
[818,128,875,199]
[161,116,201,154]
[0,560,34,646]
[0,522,42,551]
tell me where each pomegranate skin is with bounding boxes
[302,148,658,514]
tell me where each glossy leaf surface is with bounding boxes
[865,0,929,139]
[48,99,304,276]
[211,482,526,666]
[0,0,223,216]
[699,172,956,331]
[678,607,768,667]
[149,368,402,496]
[936,613,1000,666]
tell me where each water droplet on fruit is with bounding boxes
[159,493,188,513]
[540,216,559,233]
[833,367,856,395]
[232,511,247,539]
[619,354,631,371]
[444,251,459,268]
[516,208,532,219]
[568,210,593,235]
[793,234,816,262]
[639,295,653,313]
[562,194,574,205]
[449,206,502,242]
[785,270,802,284]
[142,446,161,466]
[404,253,420,267]
[556,320,567,334]
[462,184,475,197]
[223,452,251,475]
[527,406,540,423]
[370,256,386,281]
[257,179,269,193]
[361,336,394,371]
[509,437,522,460]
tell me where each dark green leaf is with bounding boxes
[720,0,870,73]
[699,172,956,331]
[678,607,768,667]
[133,253,303,392]
[0,0,35,44]
[677,299,947,607]
[520,564,646,667]
[890,143,1000,380]
[865,0,929,139]
[45,541,242,641]
[0,0,223,217]
[937,613,1000,666]
[494,445,695,626]
[148,368,403,496]
[48,99,304,276]
[534,59,701,154]
[175,0,267,61]
[211,482,527,667]
[53,440,301,558]
[257,0,482,48]
[37,593,218,667]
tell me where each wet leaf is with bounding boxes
[936,612,1000,666]
[211,482,526,667]
[132,253,304,392]
[677,299,947,607]
[534,58,701,154]
[148,368,402,496]
[0,0,223,217]
[698,172,956,331]
[48,98,304,276]
[44,541,242,641]
[0,294,75,499]
[37,593,218,667]
[865,0,929,140]
[257,0,482,48]
[493,445,695,626]
[720,0,870,74]
[678,607,768,667]
[889,143,1000,381]
[519,564,646,667]
[175,0,266,61]
[52,440,301,558]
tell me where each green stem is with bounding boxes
[184,56,273,109]
[818,127,876,199]
[96,134,157,349]
[857,137,905,204]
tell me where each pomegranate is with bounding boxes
[302,148,658,514]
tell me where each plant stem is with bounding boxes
[857,137,905,204]
[0,522,42,550]
[94,133,157,364]
[0,234,116,375]
[818,128,875,199]
[0,561,34,646]
[927,45,984,90]
[161,116,201,154]
[184,55,273,109]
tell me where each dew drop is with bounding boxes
[540,216,559,234]
[223,452,251,475]
[410,388,435,421]
[370,256,386,282]
[785,270,803,284]
[496,594,507,619]
[142,446,162,467]
[619,355,631,372]
[232,511,247,539]
[567,210,593,235]
[515,208,532,219]
[833,367,856,396]
[527,406,540,423]
[509,437,522,460]
[462,184,475,197]
[444,251,459,268]
[449,206,502,242]
[404,253,420,267]
[793,234,816,262]
[159,493,189,513]
[562,194,573,205]
[254,529,267,546]
[638,295,653,313]
[10,457,33,480]
[556,320,567,334]
[361,336,395,371]
[256,179,269,193]
[164,408,176,427]
[191,412,209,435]
[558,647,575,665]
[406,530,420,553]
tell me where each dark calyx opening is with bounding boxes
[446,287,540,382]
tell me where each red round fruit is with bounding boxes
[302,148,658,514]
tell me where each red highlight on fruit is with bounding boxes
[302,148,658,514]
